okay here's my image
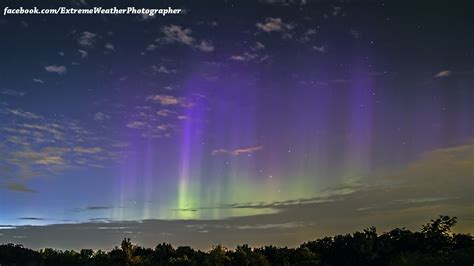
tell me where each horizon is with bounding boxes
[0,215,466,252]
[1,0,473,251]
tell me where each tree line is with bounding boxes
[0,215,472,265]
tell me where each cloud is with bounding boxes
[156,124,172,132]
[0,89,26,97]
[93,112,110,121]
[126,121,147,129]
[256,17,293,33]
[151,65,177,74]
[45,65,66,75]
[355,197,455,212]
[305,29,317,36]
[104,43,115,51]
[4,109,42,119]
[21,123,63,138]
[10,150,66,167]
[156,109,178,117]
[72,206,114,213]
[18,217,45,221]
[433,70,452,78]
[147,95,183,106]
[344,143,473,214]
[331,6,343,17]
[313,45,327,53]
[73,146,102,154]
[212,146,263,156]
[230,52,258,62]
[78,49,88,58]
[34,156,64,165]
[195,40,215,52]
[161,25,214,52]
[162,25,195,45]
[252,42,265,51]
[4,183,36,193]
[146,44,158,51]
[77,31,97,47]
[32,78,44,84]
[123,95,199,140]
[0,109,121,190]
[235,222,311,230]
[350,29,361,39]
[230,41,267,62]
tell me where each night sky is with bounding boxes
[0,0,473,250]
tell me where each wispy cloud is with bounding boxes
[212,146,263,156]
[17,217,45,221]
[433,70,451,78]
[126,121,147,129]
[93,112,110,121]
[312,45,327,53]
[77,31,97,47]
[78,49,88,58]
[4,108,42,119]
[252,42,265,51]
[0,107,124,192]
[350,29,361,39]
[160,25,214,52]
[122,93,203,140]
[72,206,114,213]
[162,25,195,45]
[256,17,293,33]
[145,44,158,51]
[147,94,186,106]
[3,183,37,193]
[162,25,194,45]
[156,109,178,117]
[195,40,214,52]
[104,43,115,51]
[0,89,26,97]
[34,155,65,165]
[230,41,267,62]
[230,52,258,62]
[73,146,102,154]
[45,65,66,75]
[151,65,177,74]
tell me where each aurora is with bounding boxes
[0,0,473,251]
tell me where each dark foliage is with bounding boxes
[0,216,472,265]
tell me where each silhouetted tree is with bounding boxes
[207,245,231,265]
